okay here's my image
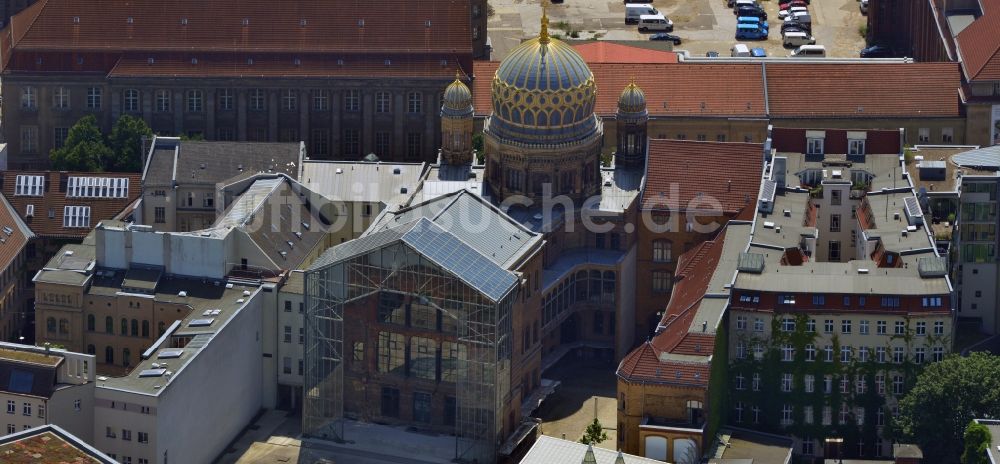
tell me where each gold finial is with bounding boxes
[455,70,462,81]
[539,3,550,44]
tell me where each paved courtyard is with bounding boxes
[488,0,868,59]
[535,355,620,450]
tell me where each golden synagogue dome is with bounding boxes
[487,10,599,145]
[618,79,647,114]
[443,73,473,115]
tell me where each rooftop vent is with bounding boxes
[358,19,365,27]
[225,283,234,289]
[425,19,432,27]
[299,19,307,26]
[737,253,765,274]
[763,221,775,229]
[335,168,343,174]
[302,222,311,230]
[286,241,294,248]
[857,268,870,274]
[64,250,74,256]
[783,209,791,217]
[157,350,183,359]
[243,290,252,296]
[127,17,134,24]
[393,167,401,174]
[400,187,408,194]
[242,18,249,26]
[180,18,188,25]
[188,319,213,327]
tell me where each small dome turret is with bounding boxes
[442,73,473,116]
[618,80,646,114]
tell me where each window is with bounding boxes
[781,373,792,392]
[842,319,852,334]
[413,392,432,423]
[343,129,360,156]
[753,318,764,333]
[841,345,852,363]
[859,347,869,363]
[824,319,834,334]
[281,89,297,111]
[830,214,841,232]
[122,429,131,441]
[22,403,31,417]
[877,408,885,427]
[696,134,707,141]
[753,343,764,361]
[283,326,292,343]
[63,206,91,228]
[736,315,746,330]
[406,132,422,158]
[752,373,760,391]
[407,92,422,113]
[856,375,867,394]
[53,87,70,109]
[806,319,816,332]
[849,139,866,156]
[21,126,38,154]
[805,374,815,393]
[652,271,671,292]
[373,131,392,157]
[187,90,203,112]
[803,438,815,455]
[942,127,954,143]
[377,331,406,375]
[735,342,746,360]
[781,318,796,332]
[916,321,927,336]
[824,345,834,362]
[893,375,904,394]
[120,88,140,112]
[934,321,945,335]
[922,297,942,307]
[155,90,171,112]
[652,240,672,262]
[154,207,166,224]
[781,344,794,362]
[895,320,906,335]
[15,175,44,196]
[54,127,69,148]
[344,90,360,112]
[807,137,823,155]
[218,88,234,111]
[283,356,292,374]
[21,87,37,109]
[918,128,930,143]
[6,401,13,414]
[831,189,842,206]
[246,88,265,110]
[735,374,745,390]
[877,320,887,335]
[734,401,744,422]
[915,347,925,364]
[876,346,887,363]
[829,241,841,261]
[375,91,391,113]
[860,320,869,335]
[6,424,13,434]
[381,387,400,417]
[781,404,793,425]
[313,90,330,111]
[893,346,905,364]
[805,344,816,361]
[68,177,129,198]
[933,346,944,362]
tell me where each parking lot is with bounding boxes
[488,0,867,59]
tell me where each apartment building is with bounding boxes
[0,342,94,442]
[0,195,33,342]
[0,0,482,167]
[138,137,301,232]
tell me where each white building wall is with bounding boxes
[276,290,304,389]
[47,383,95,443]
[153,291,264,464]
[616,244,638,361]
[93,389,158,464]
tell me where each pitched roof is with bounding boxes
[765,62,963,118]
[0,195,32,274]
[107,54,465,80]
[642,139,764,214]
[5,0,471,55]
[571,42,677,64]
[1,171,139,239]
[472,61,766,118]
[956,4,1000,81]
[143,138,301,187]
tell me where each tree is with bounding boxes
[962,421,991,464]
[50,115,111,172]
[896,352,1000,464]
[107,115,152,172]
[579,418,608,445]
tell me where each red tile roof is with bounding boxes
[0,195,32,275]
[5,0,471,55]
[2,171,142,239]
[642,139,764,214]
[108,54,465,80]
[472,61,766,118]
[956,5,1000,81]
[765,62,963,118]
[571,42,677,64]
[616,341,711,388]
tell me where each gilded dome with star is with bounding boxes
[442,74,473,117]
[486,13,600,145]
[618,80,646,114]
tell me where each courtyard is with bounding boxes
[535,355,620,450]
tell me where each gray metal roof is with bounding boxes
[300,160,425,209]
[521,436,661,464]
[310,217,519,302]
[143,138,301,186]
[952,145,1000,170]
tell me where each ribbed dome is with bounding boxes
[442,74,473,115]
[486,13,599,145]
[618,81,646,114]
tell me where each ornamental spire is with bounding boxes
[539,3,550,44]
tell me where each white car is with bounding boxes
[860,0,869,14]
[778,6,808,19]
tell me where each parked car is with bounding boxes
[779,0,809,6]
[737,16,768,32]
[860,44,894,58]
[731,43,751,57]
[779,6,808,19]
[638,14,673,32]
[790,44,827,57]
[706,51,720,57]
[732,0,757,11]
[781,25,809,36]
[625,3,659,24]
[860,0,869,14]
[783,31,816,48]
[649,32,682,44]
[782,11,810,24]
[780,0,808,10]
[736,23,768,40]
[781,20,811,34]
[750,47,767,57]
[735,5,767,20]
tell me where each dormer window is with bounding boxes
[849,139,866,156]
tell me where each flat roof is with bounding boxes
[300,161,426,209]
[709,427,793,464]
[906,145,991,195]
[0,425,116,463]
[34,244,96,286]
[0,348,62,367]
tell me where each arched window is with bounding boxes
[59,318,70,335]
[121,318,128,336]
[142,320,150,338]
[652,270,672,293]
[131,319,139,337]
[46,317,56,334]
[87,314,95,332]
[158,321,166,337]
[105,346,114,364]
[105,316,113,333]
[86,344,95,355]
[653,239,673,263]
[123,348,131,367]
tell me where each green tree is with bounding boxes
[107,115,153,172]
[579,418,608,445]
[962,421,991,464]
[896,353,1000,464]
[50,115,111,172]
